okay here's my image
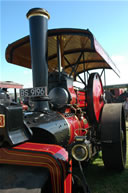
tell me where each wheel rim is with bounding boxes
[101,103,127,170]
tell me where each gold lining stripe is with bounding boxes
[27,13,49,19]
[4,149,60,193]
[18,142,64,150]
[14,144,68,161]
[3,150,58,192]
[14,146,58,155]
[0,158,56,193]
[1,148,60,193]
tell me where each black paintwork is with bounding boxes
[27,9,49,112]
[0,89,9,101]
[24,110,70,146]
[49,87,69,109]
[48,71,73,104]
[0,103,32,146]
[101,103,127,170]
[49,72,72,89]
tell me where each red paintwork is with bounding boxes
[0,143,72,193]
[20,101,28,111]
[0,114,5,127]
[62,160,72,193]
[75,90,87,107]
[68,86,77,105]
[65,108,71,113]
[63,115,89,144]
[93,75,104,122]
[68,85,87,108]
[13,142,68,161]
[22,104,28,111]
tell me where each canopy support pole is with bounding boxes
[57,36,62,81]
[14,88,17,102]
[104,69,106,87]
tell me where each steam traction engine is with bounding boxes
[0,8,127,193]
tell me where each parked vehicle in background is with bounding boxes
[104,84,128,103]
[0,81,28,110]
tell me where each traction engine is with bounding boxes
[0,8,127,193]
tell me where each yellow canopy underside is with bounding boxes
[6,28,120,77]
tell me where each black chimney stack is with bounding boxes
[26,8,50,112]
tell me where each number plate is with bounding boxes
[20,87,47,98]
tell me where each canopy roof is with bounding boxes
[0,81,23,89]
[6,28,120,77]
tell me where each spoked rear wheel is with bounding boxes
[101,103,126,170]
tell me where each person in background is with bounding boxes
[123,97,128,121]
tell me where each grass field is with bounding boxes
[85,122,128,193]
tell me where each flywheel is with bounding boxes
[87,73,104,124]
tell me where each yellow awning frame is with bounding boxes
[6,28,120,78]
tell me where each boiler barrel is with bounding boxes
[24,111,89,146]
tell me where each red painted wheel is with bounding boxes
[87,73,104,124]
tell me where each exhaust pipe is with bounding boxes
[26,8,50,112]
